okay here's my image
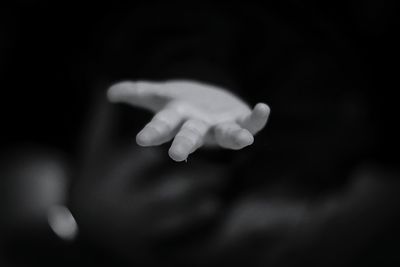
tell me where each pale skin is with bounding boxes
[107,80,270,162]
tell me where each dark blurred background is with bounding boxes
[1,1,399,266]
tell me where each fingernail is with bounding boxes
[168,146,188,162]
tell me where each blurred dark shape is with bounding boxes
[72,144,227,265]
[0,147,76,266]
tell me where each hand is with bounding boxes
[73,146,225,262]
[107,80,270,161]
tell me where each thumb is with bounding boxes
[107,81,170,111]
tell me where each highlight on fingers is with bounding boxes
[214,122,254,150]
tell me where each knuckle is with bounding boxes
[183,120,208,136]
[155,109,178,121]
[184,120,200,130]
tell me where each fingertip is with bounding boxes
[168,146,188,162]
[107,86,119,103]
[136,127,158,146]
[225,129,254,150]
[136,133,148,146]
[107,82,131,102]
[235,129,254,148]
[254,103,270,117]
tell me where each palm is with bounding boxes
[108,80,270,161]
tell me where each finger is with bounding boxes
[238,103,270,134]
[169,120,209,162]
[107,81,170,110]
[214,122,254,150]
[136,108,184,146]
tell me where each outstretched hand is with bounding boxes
[107,80,270,161]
